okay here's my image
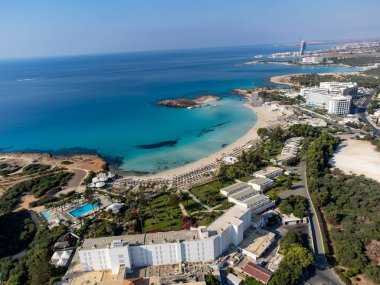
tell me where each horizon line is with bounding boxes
[0,37,378,61]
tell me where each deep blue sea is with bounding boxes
[0,44,355,173]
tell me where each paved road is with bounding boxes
[281,162,342,285]
[354,90,380,136]
[292,106,354,133]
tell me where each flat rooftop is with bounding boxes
[253,166,283,177]
[80,230,199,250]
[230,188,259,202]
[248,177,273,186]
[208,205,249,234]
[239,228,275,258]
[220,182,252,196]
[243,194,271,208]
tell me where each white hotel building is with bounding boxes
[78,205,251,274]
[301,82,357,115]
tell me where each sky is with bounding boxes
[0,0,379,59]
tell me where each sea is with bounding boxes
[0,44,355,173]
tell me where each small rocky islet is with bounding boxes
[157,95,220,108]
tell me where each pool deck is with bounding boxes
[40,195,111,228]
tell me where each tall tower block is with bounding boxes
[300,40,306,55]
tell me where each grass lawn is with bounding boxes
[214,202,235,211]
[192,211,224,227]
[141,193,183,232]
[190,180,233,207]
[183,197,206,214]
[239,175,254,182]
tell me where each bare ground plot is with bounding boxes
[329,139,380,183]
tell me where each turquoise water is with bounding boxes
[0,44,355,173]
[69,203,98,218]
[41,211,52,219]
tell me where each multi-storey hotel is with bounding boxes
[301,82,357,115]
[78,205,251,274]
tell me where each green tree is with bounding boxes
[205,273,219,285]
[244,276,264,285]
[280,230,303,252]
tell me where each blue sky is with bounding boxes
[0,0,379,58]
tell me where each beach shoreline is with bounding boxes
[123,104,292,180]
[0,100,291,183]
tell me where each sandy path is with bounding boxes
[329,138,380,182]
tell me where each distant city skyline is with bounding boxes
[0,0,379,59]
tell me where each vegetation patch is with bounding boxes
[214,202,235,211]
[2,224,68,285]
[22,164,50,175]
[279,195,308,218]
[0,171,73,214]
[0,163,22,176]
[190,180,232,207]
[190,211,223,226]
[270,232,314,285]
[258,90,305,105]
[140,193,183,232]
[0,210,36,258]
[182,197,206,214]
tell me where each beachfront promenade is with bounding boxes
[114,107,294,190]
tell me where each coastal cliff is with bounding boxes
[157,95,220,108]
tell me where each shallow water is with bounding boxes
[0,44,354,173]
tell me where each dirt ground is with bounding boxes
[329,138,380,183]
[0,153,106,209]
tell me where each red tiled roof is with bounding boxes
[123,277,144,285]
[243,262,273,284]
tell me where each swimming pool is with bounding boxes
[41,211,52,219]
[69,203,98,218]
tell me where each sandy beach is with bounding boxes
[329,138,380,183]
[0,105,290,185]
[137,105,292,180]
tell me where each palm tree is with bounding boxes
[182,192,190,206]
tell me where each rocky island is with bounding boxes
[157,95,220,108]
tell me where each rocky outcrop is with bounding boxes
[157,95,220,108]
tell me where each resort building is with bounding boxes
[271,137,303,166]
[238,228,276,261]
[220,183,253,197]
[328,96,351,115]
[319,82,358,96]
[301,82,356,115]
[227,274,243,285]
[50,250,73,268]
[253,166,283,179]
[281,213,308,226]
[78,205,251,275]
[243,262,273,284]
[220,183,275,214]
[247,178,274,191]
[236,194,275,214]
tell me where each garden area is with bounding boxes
[140,193,183,232]
[189,180,232,207]
[182,196,206,214]
[190,211,223,227]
